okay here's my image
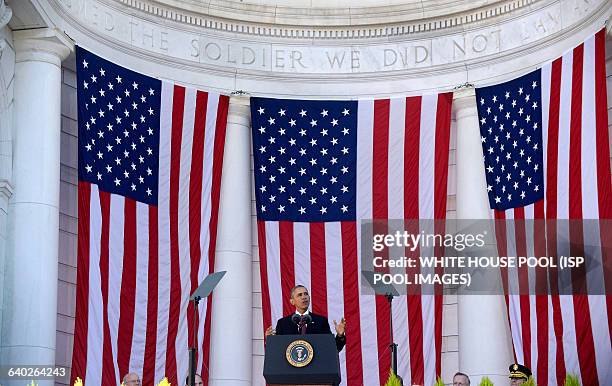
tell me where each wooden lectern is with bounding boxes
[264,334,341,386]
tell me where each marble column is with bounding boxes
[453,87,514,385]
[208,94,253,386]
[1,28,72,385]
[0,0,12,370]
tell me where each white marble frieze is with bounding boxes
[50,0,608,75]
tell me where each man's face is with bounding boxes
[291,287,310,312]
[186,374,203,385]
[124,374,141,385]
[453,374,469,386]
[510,378,527,385]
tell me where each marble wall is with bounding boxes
[56,60,78,386]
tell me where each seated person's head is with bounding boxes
[453,372,470,386]
[123,373,141,385]
[185,374,203,385]
[509,363,531,385]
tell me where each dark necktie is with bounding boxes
[298,318,307,334]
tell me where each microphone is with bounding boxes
[292,314,311,335]
[298,314,311,335]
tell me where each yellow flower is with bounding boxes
[157,377,171,386]
[383,369,401,386]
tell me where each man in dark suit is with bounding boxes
[265,285,346,352]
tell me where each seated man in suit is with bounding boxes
[265,285,346,352]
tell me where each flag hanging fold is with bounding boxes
[476,28,611,385]
[71,46,229,386]
[251,94,453,385]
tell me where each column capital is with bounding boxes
[0,179,12,213]
[14,28,73,67]
[453,86,475,98]
[453,86,476,105]
[0,0,11,56]
[227,94,251,127]
[229,93,251,107]
[453,86,478,122]
[0,0,11,31]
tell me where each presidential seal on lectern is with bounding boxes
[286,339,314,368]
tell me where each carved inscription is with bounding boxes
[130,21,169,52]
[61,0,115,31]
[190,39,268,68]
[520,8,562,43]
[57,0,602,75]
[574,0,591,14]
[383,44,431,68]
[447,30,501,61]
[325,50,361,70]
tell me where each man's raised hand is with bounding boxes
[333,317,346,336]
[265,325,276,337]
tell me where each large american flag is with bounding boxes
[252,94,453,385]
[476,29,611,385]
[71,47,229,386]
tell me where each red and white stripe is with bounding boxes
[495,29,611,385]
[258,93,452,385]
[72,84,229,386]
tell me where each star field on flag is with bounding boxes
[476,69,544,210]
[251,98,358,222]
[77,47,161,205]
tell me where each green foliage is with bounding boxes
[478,376,494,386]
[522,377,537,386]
[563,374,581,386]
[384,368,402,386]
[434,376,445,386]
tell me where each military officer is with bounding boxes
[508,363,532,385]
